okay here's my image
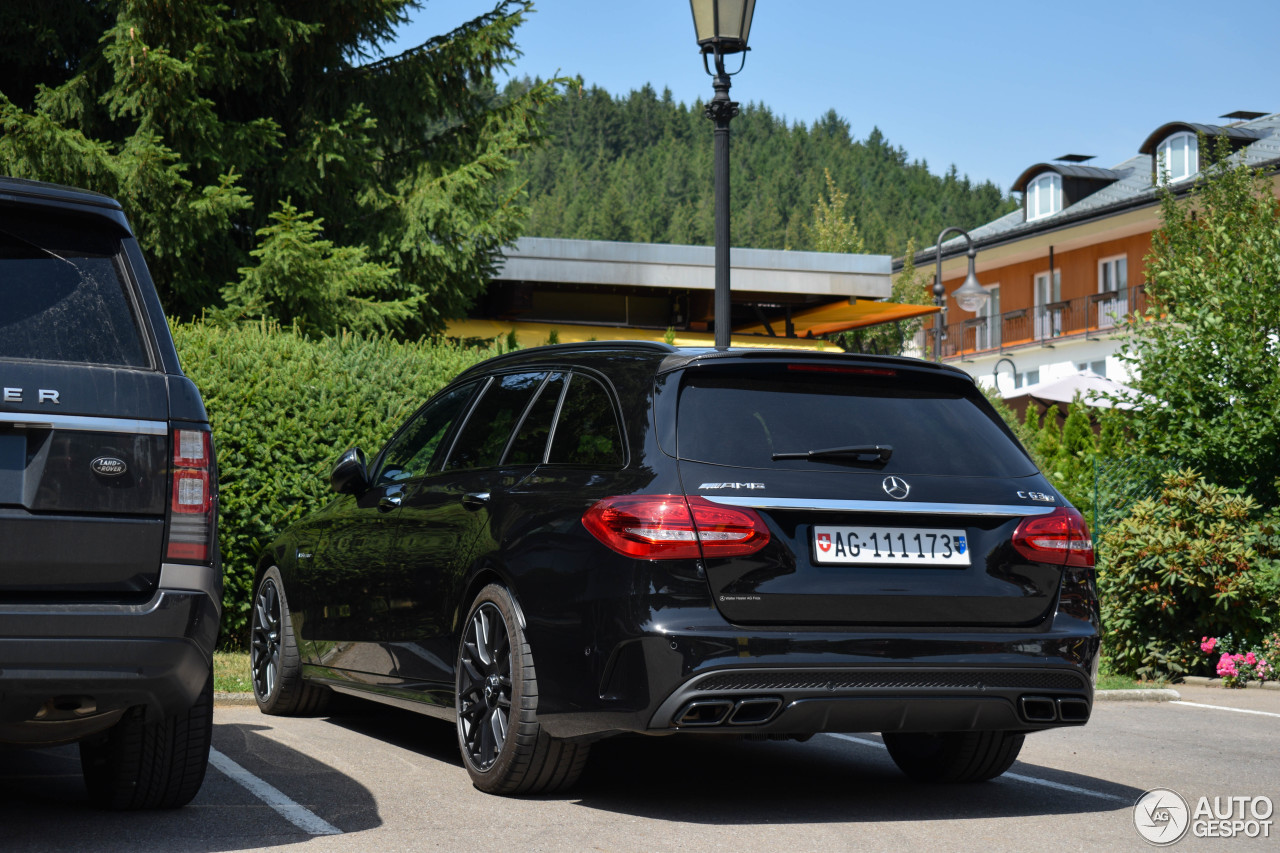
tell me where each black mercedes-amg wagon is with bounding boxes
[250,342,1099,794]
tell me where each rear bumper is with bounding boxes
[530,602,1100,741]
[0,588,219,745]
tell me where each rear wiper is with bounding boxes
[771,444,893,463]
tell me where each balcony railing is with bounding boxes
[928,284,1148,360]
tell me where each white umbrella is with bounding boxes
[1002,370,1137,409]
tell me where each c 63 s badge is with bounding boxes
[1018,491,1056,503]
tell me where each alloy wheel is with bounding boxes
[457,602,513,771]
[251,578,282,700]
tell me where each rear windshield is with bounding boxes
[676,365,1036,478]
[0,210,148,368]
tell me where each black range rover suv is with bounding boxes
[251,342,1099,795]
[0,177,219,809]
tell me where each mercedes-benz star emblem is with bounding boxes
[882,476,910,500]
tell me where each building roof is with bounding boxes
[1010,163,1123,192]
[498,236,892,300]
[1137,122,1268,154]
[911,112,1280,266]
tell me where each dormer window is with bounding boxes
[1155,132,1198,182]
[1026,172,1062,221]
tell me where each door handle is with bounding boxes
[378,492,402,512]
[461,492,490,512]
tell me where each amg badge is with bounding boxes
[699,482,766,490]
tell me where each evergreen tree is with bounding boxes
[1032,405,1063,473]
[0,0,558,332]
[1054,395,1099,516]
[806,168,865,254]
[218,201,416,336]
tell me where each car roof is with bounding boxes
[0,176,123,210]
[455,341,973,384]
[0,176,132,233]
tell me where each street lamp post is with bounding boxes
[690,1,756,350]
[932,227,988,362]
[993,356,1017,395]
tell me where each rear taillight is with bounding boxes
[166,428,214,562]
[582,495,770,560]
[1012,506,1094,568]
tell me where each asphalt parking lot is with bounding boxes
[2,684,1276,852]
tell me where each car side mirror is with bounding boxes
[330,447,370,495]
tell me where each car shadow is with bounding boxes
[319,698,464,769]
[564,733,1144,824]
[0,718,381,852]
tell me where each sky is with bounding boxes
[382,0,1277,193]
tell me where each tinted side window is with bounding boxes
[445,372,546,471]
[376,381,478,484]
[503,372,566,466]
[547,373,624,468]
[0,212,147,367]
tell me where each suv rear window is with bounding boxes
[676,366,1036,478]
[0,211,148,368]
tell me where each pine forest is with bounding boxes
[516,81,1018,258]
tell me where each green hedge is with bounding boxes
[171,321,501,646]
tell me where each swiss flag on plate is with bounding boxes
[816,533,832,552]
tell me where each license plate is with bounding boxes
[812,525,970,566]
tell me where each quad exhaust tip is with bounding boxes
[1056,696,1090,722]
[1019,695,1090,723]
[674,697,783,727]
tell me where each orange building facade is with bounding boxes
[911,112,1280,394]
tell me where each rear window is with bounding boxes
[0,211,148,368]
[676,366,1036,478]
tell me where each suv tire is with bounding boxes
[79,671,214,809]
[251,566,331,715]
[883,730,1025,783]
[456,584,589,795]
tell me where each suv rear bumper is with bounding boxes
[0,588,219,745]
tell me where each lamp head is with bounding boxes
[952,254,988,313]
[690,0,756,55]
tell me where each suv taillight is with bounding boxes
[582,495,770,560]
[166,428,213,562]
[1012,506,1094,568]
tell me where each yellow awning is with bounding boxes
[733,299,940,338]
[444,318,842,352]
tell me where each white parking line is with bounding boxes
[825,733,1127,802]
[208,748,343,836]
[1171,700,1280,719]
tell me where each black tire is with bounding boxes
[883,730,1024,783]
[455,584,589,795]
[250,566,330,715]
[80,671,213,809]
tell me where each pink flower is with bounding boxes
[1202,637,1217,654]
[1218,654,1238,677]
[1246,652,1257,665]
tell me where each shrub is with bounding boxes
[171,320,501,646]
[1097,469,1280,680]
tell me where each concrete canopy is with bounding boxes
[495,237,893,300]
